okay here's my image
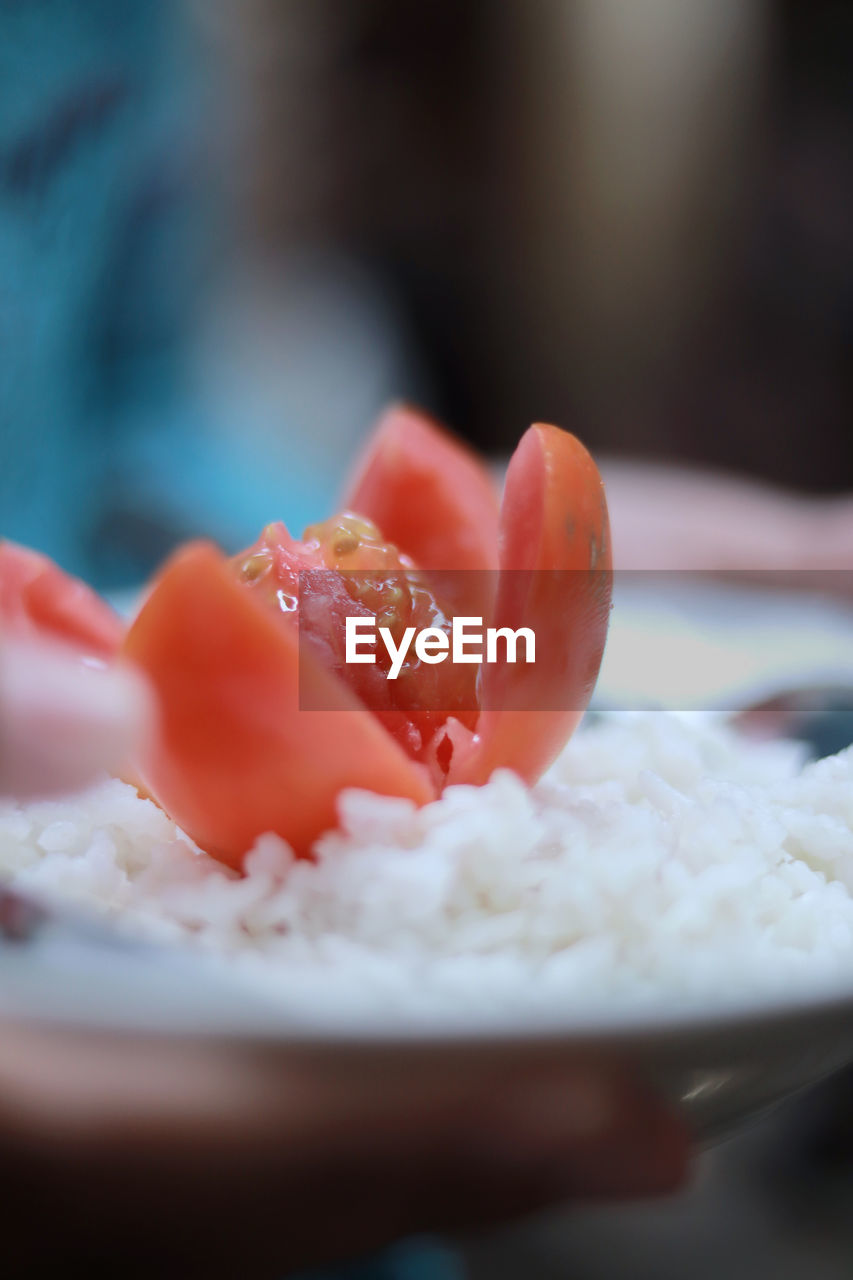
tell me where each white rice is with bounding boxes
[4,712,853,1025]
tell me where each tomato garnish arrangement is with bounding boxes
[3,405,612,871]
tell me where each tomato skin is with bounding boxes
[344,404,500,622]
[445,424,612,787]
[123,542,434,868]
[0,540,123,659]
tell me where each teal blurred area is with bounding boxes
[0,0,201,584]
[0,0,396,589]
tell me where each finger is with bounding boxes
[0,639,151,798]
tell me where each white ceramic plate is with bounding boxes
[3,911,853,1145]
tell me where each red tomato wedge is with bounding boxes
[123,542,433,868]
[0,540,123,659]
[444,424,612,786]
[344,403,500,622]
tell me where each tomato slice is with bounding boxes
[444,424,612,786]
[344,404,500,622]
[124,542,434,868]
[0,540,123,659]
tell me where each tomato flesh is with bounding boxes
[231,513,479,761]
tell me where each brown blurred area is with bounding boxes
[201,0,852,489]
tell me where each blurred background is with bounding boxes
[1,0,851,589]
[1,3,853,1273]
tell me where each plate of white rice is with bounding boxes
[4,710,853,1139]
